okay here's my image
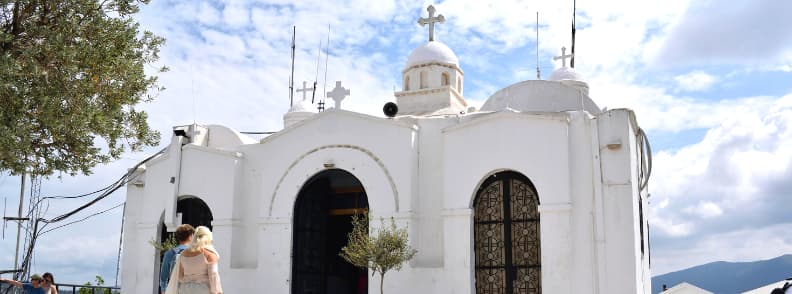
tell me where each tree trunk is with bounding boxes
[380,272,385,294]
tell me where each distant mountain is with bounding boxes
[652,254,792,294]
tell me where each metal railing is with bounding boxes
[54,283,121,294]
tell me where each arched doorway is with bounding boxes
[473,171,541,293]
[159,196,214,247]
[292,169,369,294]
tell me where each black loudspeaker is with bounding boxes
[383,102,398,117]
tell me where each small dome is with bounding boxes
[548,67,584,82]
[480,80,600,114]
[405,41,459,68]
[288,99,315,113]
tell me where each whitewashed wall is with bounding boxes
[120,106,650,294]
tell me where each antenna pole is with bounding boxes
[536,11,540,80]
[13,173,25,273]
[571,0,576,68]
[320,25,330,112]
[289,26,296,107]
[312,39,322,104]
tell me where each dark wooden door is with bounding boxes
[293,178,331,294]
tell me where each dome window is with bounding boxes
[441,72,449,86]
[420,71,428,89]
[404,76,411,91]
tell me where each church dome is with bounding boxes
[480,80,600,114]
[548,66,584,82]
[405,41,459,68]
[288,99,314,113]
[283,100,315,128]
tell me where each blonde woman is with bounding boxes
[165,226,222,294]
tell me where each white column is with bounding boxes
[538,203,572,294]
[441,208,473,293]
[257,217,292,293]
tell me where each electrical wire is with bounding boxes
[8,147,166,286]
[38,202,125,236]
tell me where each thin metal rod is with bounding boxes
[114,203,126,286]
[312,39,321,104]
[322,25,330,106]
[289,26,296,107]
[13,173,25,274]
[536,11,540,80]
[571,0,576,68]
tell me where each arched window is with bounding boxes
[441,72,450,86]
[458,77,462,93]
[474,171,541,293]
[404,76,410,91]
[420,71,428,89]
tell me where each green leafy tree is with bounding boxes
[79,275,112,294]
[340,213,417,294]
[149,233,177,252]
[0,0,166,177]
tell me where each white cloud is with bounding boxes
[222,2,250,29]
[683,201,723,219]
[651,0,792,67]
[649,93,792,271]
[673,70,718,92]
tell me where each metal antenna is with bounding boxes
[191,64,196,123]
[571,0,576,68]
[289,26,296,107]
[3,197,6,239]
[536,11,540,79]
[319,25,330,112]
[312,39,322,104]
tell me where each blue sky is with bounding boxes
[1,0,792,286]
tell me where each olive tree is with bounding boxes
[0,0,166,177]
[340,213,417,294]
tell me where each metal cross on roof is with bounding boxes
[327,81,350,109]
[553,46,574,68]
[418,5,445,42]
[295,81,313,101]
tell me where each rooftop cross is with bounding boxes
[418,5,445,42]
[553,46,574,68]
[327,81,350,109]
[295,81,313,101]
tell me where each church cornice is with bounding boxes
[402,62,463,75]
[182,144,244,159]
[262,109,419,144]
[394,86,467,108]
[442,110,570,134]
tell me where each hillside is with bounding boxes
[652,254,792,293]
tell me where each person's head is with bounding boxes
[189,226,213,251]
[42,272,54,286]
[174,224,195,245]
[29,274,42,287]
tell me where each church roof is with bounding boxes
[480,80,600,114]
[405,41,459,68]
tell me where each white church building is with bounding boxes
[120,5,652,294]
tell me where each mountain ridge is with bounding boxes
[652,254,792,293]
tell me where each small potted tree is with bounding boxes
[340,213,417,294]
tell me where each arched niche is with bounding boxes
[291,169,369,294]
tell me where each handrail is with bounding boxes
[54,283,120,294]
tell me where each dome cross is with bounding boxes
[295,81,313,101]
[553,46,574,68]
[418,5,445,42]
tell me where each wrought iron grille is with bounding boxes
[292,178,331,294]
[474,172,541,294]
